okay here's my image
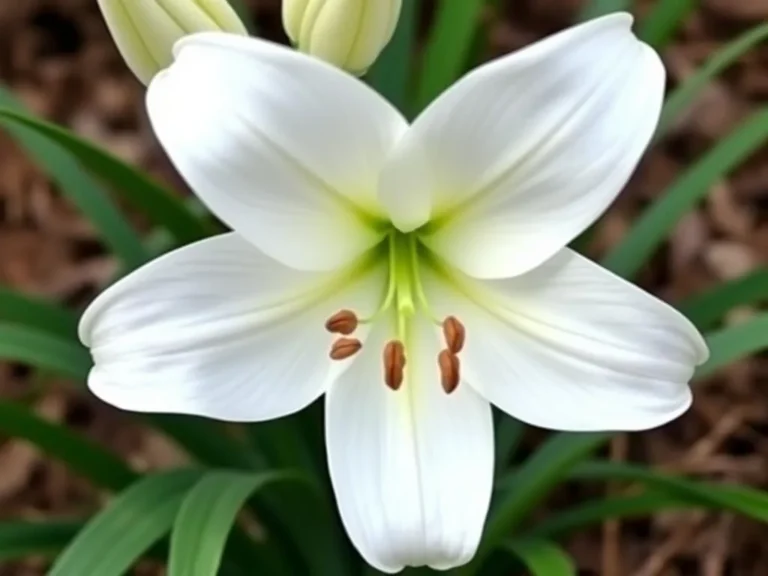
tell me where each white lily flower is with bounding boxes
[79,13,708,573]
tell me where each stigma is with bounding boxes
[323,231,467,395]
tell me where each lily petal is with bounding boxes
[80,233,384,421]
[325,318,493,572]
[147,32,406,271]
[424,248,708,431]
[390,13,664,278]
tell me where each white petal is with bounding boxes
[390,13,664,278]
[325,317,493,572]
[147,33,407,271]
[79,233,385,421]
[424,249,709,431]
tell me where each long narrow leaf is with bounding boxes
[366,0,418,113]
[414,0,485,113]
[503,539,576,576]
[604,108,768,279]
[0,288,78,339]
[494,414,526,476]
[169,471,297,576]
[0,87,147,269]
[0,323,90,380]
[0,521,83,563]
[530,492,695,539]
[657,22,768,139]
[578,0,631,21]
[0,109,210,246]
[679,270,768,331]
[49,470,204,576]
[0,401,136,491]
[638,0,696,49]
[697,313,768,379]
[570,461,768,522]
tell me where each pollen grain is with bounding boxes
[442,316,466,354]
[325,309,359,335]
[438,349,460,394]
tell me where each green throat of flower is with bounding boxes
[325,231,465,395]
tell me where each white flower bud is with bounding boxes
[282,0,402,75]
[98,0,248,85]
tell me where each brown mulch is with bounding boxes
[0,1,766,575]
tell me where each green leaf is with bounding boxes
[679,270,768,331]
[530,492,693,539]
[0,288,78,339]
[462,433,607,574]
[503,539,576,576]
[0,87,147,269]
[0,109,210,246]
[414,0,485,113]
[0,323,91,380]
[657,22,768,139]
[227,0,255,33]
[0,401,137,491]
[366,0,418,113]
[570,460,768,523]
[637,0,696,49]
[49,469,204,576]
[0,521,83,563]
[697,313,768,379]
[604,108,768,279]
[169,470,297,576]
[494,413,526,476]
[157,415,265,471]
[578,0,632,21]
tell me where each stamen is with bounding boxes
[438,350,460,394]
[442,316,466,354]
[330,338,363,360]
[325,309,359,335]
[383,340,406,391]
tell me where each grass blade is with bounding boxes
[679,270,768,331]
[0,109,210,246]
[366,0,418,113]
[0,87,147,269]
[657,22,768,139]
[0,401,137,491]
[0,521,83,563]
[49,470,204,576]
[697,313,768,379]
[494,413,526,476]
[570,461,768,522]
[414,0,486,113]
[604,108,768,279]
[169,471,297,576]
[638,0,696,49]
[0,323,91,380]
[578,0,632,21]
[503,539,576,576]
[0,288,78,339]
[530,492,694,538]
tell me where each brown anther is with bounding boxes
[330,338,362,360]
[325,310,359,335]
[438,350,460,395]
[383,340,406,391]
[442,316,466,354]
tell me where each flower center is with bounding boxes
[324,231,465,394]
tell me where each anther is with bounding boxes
[442,316,466,354]
[330,338,362,360]
[383,340,406,391]
[325,310,359,335]
[438,350,460,395]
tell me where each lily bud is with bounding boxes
[282,0,402,75]
[98,0,248,85]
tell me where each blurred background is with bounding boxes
[0,1,766,574]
